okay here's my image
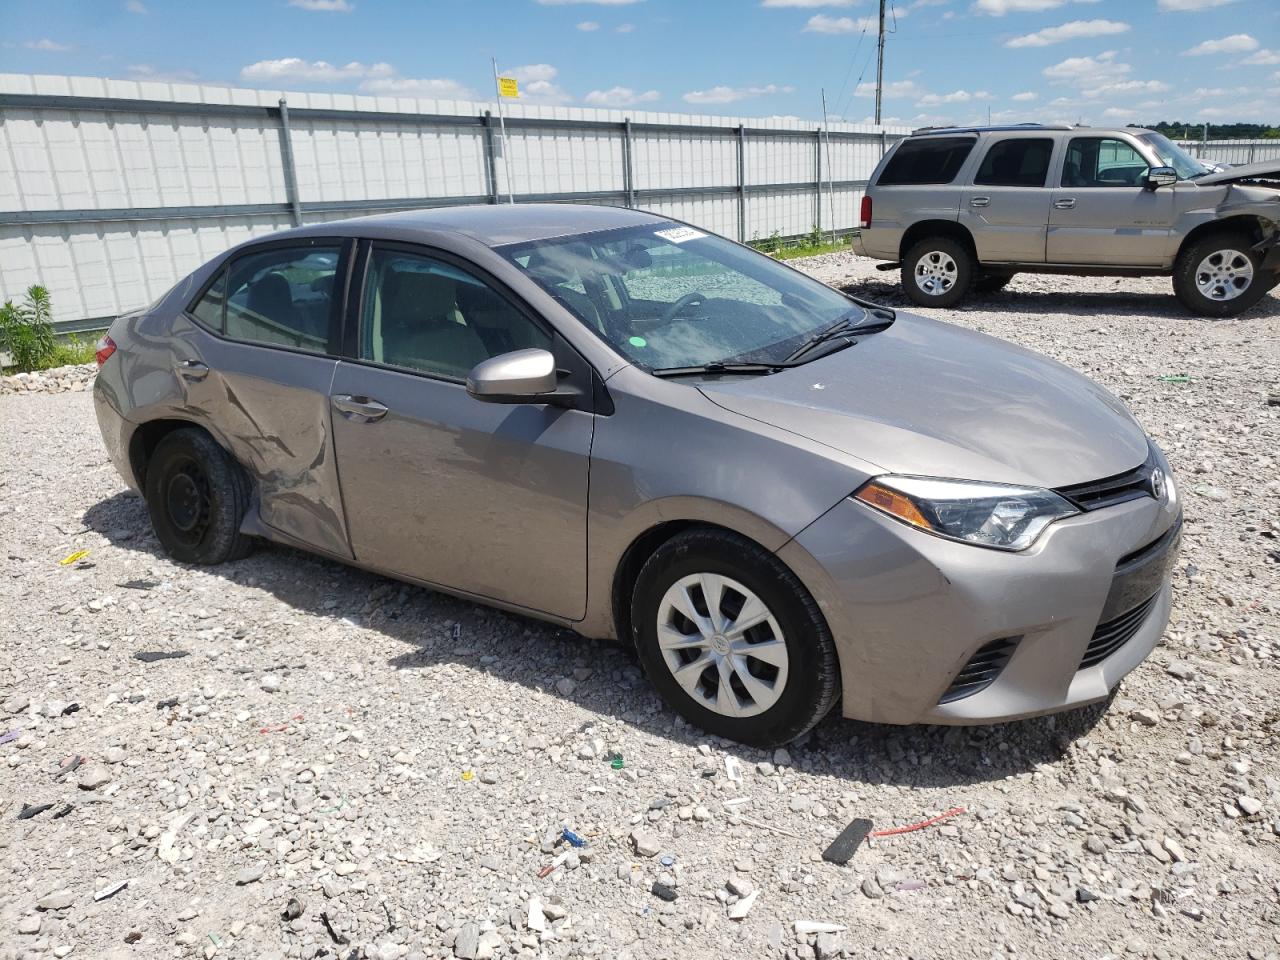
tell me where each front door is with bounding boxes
[960,136,1055,263]
[328,243,594,620]
[1047,136,1175,266]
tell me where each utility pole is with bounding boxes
[874,0,886,124]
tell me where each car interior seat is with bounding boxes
[381,269,489,377]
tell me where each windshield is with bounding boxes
[499,224,870,370]
[1137,133,1206,180]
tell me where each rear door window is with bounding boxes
[214,245,343,354]
[974,138,1053,187]
[878,137,975,185]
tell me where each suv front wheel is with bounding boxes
[1173,231,1270,318]
[902,237,974,307]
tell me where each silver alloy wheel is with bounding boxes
[656,573,788,718]
[914,250,958,296]
[1194,249,1253,302]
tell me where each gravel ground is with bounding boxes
[1,256,1278,960]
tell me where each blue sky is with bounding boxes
[2,0,1277,126]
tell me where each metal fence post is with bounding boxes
[879,129,887,157]
[737,124,747,243]
[482,111,500,204]
[275,98,303,227]
[623,118,636,208]
[815,128,822,237]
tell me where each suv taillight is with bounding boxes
[95,334,117,367]
[859,195,873,230]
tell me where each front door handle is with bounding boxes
[177,359,209,381]
[1054,198,1076,209]
[969,196,991,207]
[331,394,389,422]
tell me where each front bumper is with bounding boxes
[779,486,1182,726]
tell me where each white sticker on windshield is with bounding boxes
[654,226,707,244]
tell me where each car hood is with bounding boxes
[1194,159,1280,186]
[697,313,1149,489]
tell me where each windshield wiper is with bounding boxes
[651,361,782,378]
[784,309,895,364]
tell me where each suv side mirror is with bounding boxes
[466,348,559,403]
[1146,166,1177,190]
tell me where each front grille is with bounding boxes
[939,636,1020,704]
[1056,449,1158,512]
[1079,594,1157,670]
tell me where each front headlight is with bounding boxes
[854,476,1079,552]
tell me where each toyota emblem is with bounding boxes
[1150,469,1166,501]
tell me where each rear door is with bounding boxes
[1047,136,1175,266]
[327,242,594,619]
[960,136,1055,263]
[180,238,354,557]
[865,136,975,258]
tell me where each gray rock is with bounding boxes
[454,923,480,959]
[3,693,29,714]
[260,674,283,693]
[37,890,75,911]
[630,829,661,858]
[1130,708,1160,726]
[554,678,576,696]
[1238,796,1263,816]
[17,915,41,935]
[235,864,266,885]
[861,877,884,899]
[815,932,844,959]
[77,763,112,790]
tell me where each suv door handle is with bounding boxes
[1054,198,1076,209]
[969,196,991,207]
[177,359,209,381]
[331,394,389,422]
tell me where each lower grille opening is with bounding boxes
[1080,594,1157,670]
[939,636,1020,704]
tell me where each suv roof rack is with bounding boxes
[910,122,1077,136]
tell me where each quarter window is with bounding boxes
[878,137,975,186]
[1062,138,1149,188]
[361,248,552,380]
[974,138,1053,188]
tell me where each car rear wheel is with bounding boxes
[144,427,254,564]
[1173,232,1269,318]
[902,237,974,307]
[631,528,839,747]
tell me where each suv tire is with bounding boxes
[1173,232,1270,318]
[144,427,255,565]
[631,528,839,748]
[902,237,974,307]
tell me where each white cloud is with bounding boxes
[24,38,71,51]
[584,86,660,106]
[1183,34,1258,55]
[916,89,993,106]
[682,83,794,104]
[288,0,354,10]
[126,64,200,82]
[761,0,858,6]
[1042,49,1128,83]
[125,0,147,13]
[1158,0,1236,9]
[1242,49,1280,65]
[576,20,600,30]
[804,13,874,32]
[853,78,923,98]
[1011,90,1038,101]
[359,77,479,99]
[972,0,1099,15]
[240,58,385,82]
[1083,78,1171,98]
[507,63,573,104]
[1005,18,1129,47]
[616,22,635,32]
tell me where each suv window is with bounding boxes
[974,138,1053,187]
[189,245,342,353]
[878,136,975,186]
[1063,138,1149,188]
[361,247,552,380]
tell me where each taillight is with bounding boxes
[859,195,873,230]
[95,334,117,367]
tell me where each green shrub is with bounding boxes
[50,335,96,367]
[0,286,57,373]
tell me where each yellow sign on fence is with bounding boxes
[498,77,519,98]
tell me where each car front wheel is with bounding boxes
[144,427,254,564]
[901,237,974,307]
[1173,232,1270,317]
[631,528,840,747]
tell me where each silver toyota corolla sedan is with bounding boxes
[93,204,1182,747]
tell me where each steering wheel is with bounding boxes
[658,291,707,325]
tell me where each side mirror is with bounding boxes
[1146,166,1177,189]
[466,348,558,403]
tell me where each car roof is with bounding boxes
[289,203,667,248]
[909,123,1155,138]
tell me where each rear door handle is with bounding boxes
[969,196,990,207]
[1054,198,1076,209]
[177,359,209,381]
[331,394,388,422]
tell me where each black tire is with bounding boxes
[631,528,840,748]
[974,273,1014,294]
[901,236,974,307]
[144,427,254,564]
[1172,231,1269,318]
